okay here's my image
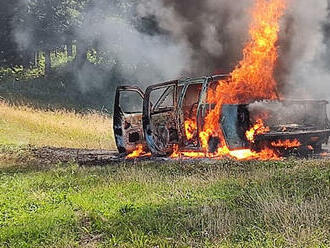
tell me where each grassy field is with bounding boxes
[0,103,329,247]
[0,101,115,149]
[0,151,329,247]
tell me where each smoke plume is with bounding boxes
[137,0,330,102]
[12,0,330,102]
[279,0,330,100]
[76,1,192,91]
[74,0,254,92]
[137,0,253,76]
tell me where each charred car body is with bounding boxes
[114,75,330,156]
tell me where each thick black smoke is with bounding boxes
[137,0,253,76]
[138,0,330,101]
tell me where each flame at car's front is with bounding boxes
[125,0,329,161]
[172,0,288,160]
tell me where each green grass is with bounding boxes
[0,90,328,247]
[0,150,329,247]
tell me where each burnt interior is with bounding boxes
[129,132,140,143]
[181,82,203,145]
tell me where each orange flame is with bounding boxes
[170,144,280,161]
[246,119,270,142]
[320,152,328,157]
[128,0,288,161]
[184,119,197,140]
[170,144,180,158]
[203,0,285,137]
[126,144,151,159]
[257,147,281,160]
[202,0,285,158]
[126,144,144,158]
[271,139,301,148]
[172,0,286,161]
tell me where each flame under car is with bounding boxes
[114,75,330,158]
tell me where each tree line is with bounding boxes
[0,0,147,74]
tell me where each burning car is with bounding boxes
[113,74,330,159]
[113,0,330,160]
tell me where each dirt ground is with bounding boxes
[29,142,330,166]
[30,146,121,166]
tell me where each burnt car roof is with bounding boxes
[177,74,228,85]
[146,74,229,89]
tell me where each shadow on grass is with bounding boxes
[0,155,316,178]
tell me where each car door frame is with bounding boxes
[143,80,179,155]
[113,86,145,154]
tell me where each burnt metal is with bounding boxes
[113,86,145,154]
[143,80,179,156]
[255,130,330,152]
[129,132,140,143]
[114,75,330,157]
[208,137,220,153]
[221,104,250,150]
[251,100,330,152]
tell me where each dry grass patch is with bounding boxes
[0,101,115,149]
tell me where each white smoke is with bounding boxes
[12,0,33,51]
[74,0,254,91]
[283,0,330,100]
[75,1,191,91]
[93,18,190,83]
[12,0,330,102]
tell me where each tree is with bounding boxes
[5,0,87,73]
[0,0,33,67]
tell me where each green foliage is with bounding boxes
[0,154,329,247]
[50,48,76,68]
[0,49,72,83]
[0,0,87,67]
[26,0,86,49]
[0,65,43,83]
